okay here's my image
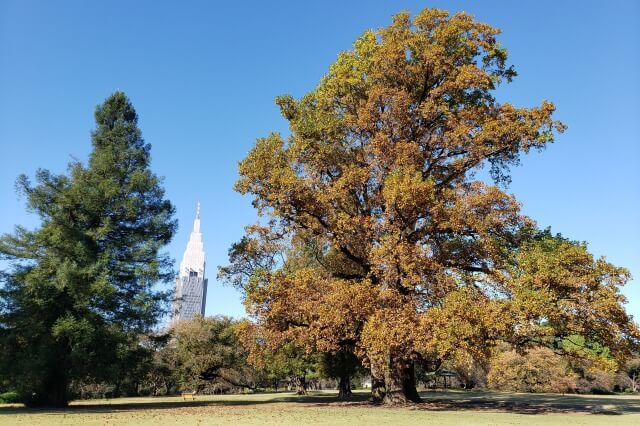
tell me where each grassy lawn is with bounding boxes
[1,390,639,425]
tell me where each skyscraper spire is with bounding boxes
[192,200,201,234]
[179,202,205,278]
[172,202,208,324]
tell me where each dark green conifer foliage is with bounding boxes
[0,92,176,406]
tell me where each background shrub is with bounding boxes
[0,391,20,404]
[488,347,576,393]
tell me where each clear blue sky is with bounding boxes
[1,1,638,322]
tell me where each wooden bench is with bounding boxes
[181,392,196,401]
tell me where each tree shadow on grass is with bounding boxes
[1,390,639,416]
[416,390,640,415]
[0,391,370,416]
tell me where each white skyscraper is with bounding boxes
[172,202,208,323]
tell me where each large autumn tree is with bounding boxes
[222,9,637,403]
[0,92,176,406]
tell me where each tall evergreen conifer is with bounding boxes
[0,92,176,406]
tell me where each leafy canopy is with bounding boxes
[223,7,636,402]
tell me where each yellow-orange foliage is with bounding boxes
[222,8,635,403]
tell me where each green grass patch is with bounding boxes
[1,390,639,425]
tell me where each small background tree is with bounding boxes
[617,358,640,393]
[316,347,363,398]
[168,316,261,394]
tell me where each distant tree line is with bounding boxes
[123,315,366,398]
[7,314,638,401]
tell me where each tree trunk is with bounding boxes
[293,375,306,395]
[338,375,352,398]
[384,357,421,404]
[44,377,69,407]
[26,370,70,407]
[369,360,386,404]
